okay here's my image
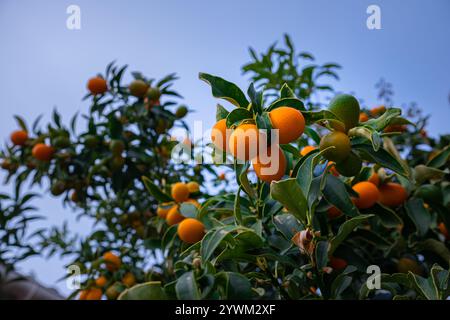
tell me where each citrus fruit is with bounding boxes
[211,119,229,152]
[319,131,351,162]
[171,182,190,202]
[300,145,316,156]
[103,252,121,272]
[327,206,342,219]
[177,218,205,244]
[187,181,200,194]
[352,181,380,209]
[397,257,422,275]
[229,123,261,161]
[146,87,161,100]
[328,94,360,132]
[175,105,188,119]
[32,143,54,162]
[86,287,102,300]
[157,203,173,219]
[359,112,369,122]
[268,107,305,144]
[252,146,286,183]
[87,77,108,95]
[10,130,28,146]
[95,276,107,287]
[368,171,380,186]
[129,80,149,98]
[122,272,136,287]
[378,183,407,207]
[166,205,185,226]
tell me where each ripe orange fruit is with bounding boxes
[79,289,89,300]
[229,123,261,161]
[32,143,54,162]
[329,256,348,270]
[352,181,380,209]
[166,205,185,226]
[157,203,173,219]
[10,130,28,146]
[378,183,407,207]
[384,124,407,133]
[370,105,386,116]
[87,77,108,95]
[252,147,286,183]
[268,107,305,144]
[85,287,103,300]
[218,172,226,180]
[327,206,342,219]
[171,182,190,203]
[103,252,121,272]
[95,276,107,287]
[397,257,422,275]
[300,145,316,156]
[177,218,205,244]
[319,131,351,162]
[368,171,380,186]
[359,112,369,122]
[122,272,136,287]
[129,80,149,98]
[211,119,229,152]
[187,181,200,194]
[438,222,449,239]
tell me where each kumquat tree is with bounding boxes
[1,35,449,301]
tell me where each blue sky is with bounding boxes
[0,0,449,296]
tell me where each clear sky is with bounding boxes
[0,0,449,296]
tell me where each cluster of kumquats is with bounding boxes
[78,251,138,300]
[156,181,206,244]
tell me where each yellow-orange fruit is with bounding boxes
[359,112,369,122]
[171,182,189,203]
[352,181,380,209]
[95,276,107,287]
[368,172,380,186]
[166,206,185,226]
[327,206,342,219]
[370,105,386,116]
[79,289,89,300]
[10,130,28,146]
[103,252,121,272]
[211,119,229,152]
[129,80,149,98]
[177,218,205,244]
[397,257,422,275]
[384,124,407,133]
[218,172,226,180]
[268,107,305,144]
[157,203,173,219]
[379,183,407,207]
[229,123,260,161]
[85,287,102,300]
[187,181,200,193]
[122,272,136,287]
[87,77,108,95]
[300,145,316,156]
[32,143,54,162]
[252,147,286,183]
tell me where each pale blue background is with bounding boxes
[0,0,449,296]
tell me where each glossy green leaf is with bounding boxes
[329,214,373,256]
[199,73,249,108]
[142,176,173,202]
[176,271,201,300]
[270,178,308,223]
[118,282,167,300]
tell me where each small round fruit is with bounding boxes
[129,80,149,98]
[122,272,136,287]
[110,156,125,171]
[328,94,360,132]
[211,119,229,152]
[187,181,200,194]
[319,131,351,162]
[87,77,108,95]
[146,87,161,100]
[95,276,107,287]
[397,257,422,275]
[352,181,380,209]
[157,203,173,219]
[175,105,188,119]
[51,181,66,196]
[268,107,305,144]
[171,182,190,203]
[370,105,386,116]
[329,256,348,270]
[300,145,316,156]
[177,218,205,244]
[438,222,449,240]
[10,130,28,146]
[84,135,99,148]
[53,136,71,149]
[359,112,369,122]
[252,147,286,183]
[105,283,121,300]
[327,206,342,219]
[79,290,89,300]
[379,183,407,207]
[32,143,54,162]
[229,123,260,161]
[166,206,185,226]
[110,140,125,155]
[103,252,121,272]
[86,287,103,300]
[218,172,226,180]
[335,152,362,177]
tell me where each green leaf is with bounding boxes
[199,73,249,108]
[414,165,446,185]
[404,198,432,237]
[329,214,373,256]
[273,213,304,240]
[426,146,450,169]
[280,83,296,98]
[322,174,359,218]
[315,240,329,270]
[416,239,450,266]
[247,83,263,114]
[348,126,382,151]
[226,108,253,128]
[270,178,308,223]
[408,272,438,300]
[353,143,408,177]
[200,226,236,261]
[296,147,331,199]
[176,271,201,300]
[142,176,173,202]
[118,282,167,300]
[179,203,198,219]
[216,272,252,299]
[234,187,242,225]
[216,104,230,121]
[13,115,28,132]
[367,203,403,228]
[304,127,321,145]
[267,98,305,112]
